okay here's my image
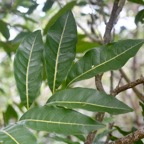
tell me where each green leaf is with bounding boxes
[20,105,104,135]
[0,124,37,144]
[128,0,144,5]
[14,30,44,109]
[42,0,55,12]
[44,1,76,34]
[12,32,31,44]
[3,105,18,124]
[0,20,10,40]
[47,88,133,115]
[45,11,77,93]
[66,39,144,86]
[135,9,144,25]
[76,40,100,53]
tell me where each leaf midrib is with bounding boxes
[2,130,20,144]
[26,33,38,109]
[48,101,131,112]
[53,12,70,93]
[68,41,143,86]
[24,119,98,127]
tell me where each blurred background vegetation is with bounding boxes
[0,0,144,143]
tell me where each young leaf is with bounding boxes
[47,88,133,115]
[0,124,36,144]
[44,1,76,34]
[20,105,104,135]
[14,30,44,109]
[45,11,77,93]
[66,39,144,86]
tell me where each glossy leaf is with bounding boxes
[44,1,76,34]
[135,9,144,25]
[0,124,36,144]
[0,20,10,40]
[45,11,77,93]
[47,88,133,115]
[20,105,104,135]
[66,40,144,86]
[14,30,43,109]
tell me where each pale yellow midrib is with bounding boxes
[2,130,20,144]
[48,101,130,111]
[53,13,70,93]
[25,119,97,127]
[26,34,38,109]
[68,41,143,86]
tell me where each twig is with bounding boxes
[77,22,103,44]
[112,77,144,98]
[119,69,144,101]
[105,122,115,144]
[103,0,126,44]
[109,127,144,144]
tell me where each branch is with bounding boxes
[109,127,144,144]
[103,0,126,44]
[119,69,144,101]
[112,77,144,98]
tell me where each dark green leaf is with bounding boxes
[20,105,104,135]
[14,30,44,109]
[135,9,144,25]
[0,20,10,40]
[44,1,76,34]
[128,0,144,5]
[45,11,77,93]
[3,105,18,124]
[42,0,55,12]
[66,40,144,86]
[0,124,37,144]
[12,32,31,44]
[47,88,133,115]
[140,102,144,118]
[27,3,38,14]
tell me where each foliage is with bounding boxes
[0,0,144,144]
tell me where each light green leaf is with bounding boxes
[66,39,144,86]
[0,20,10,40]
[14,30,44,109]
[20,106,104,135]
[0,124,37,144]
[47,88,133,115]
[44,1,76,34]
[45,11,77,93]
